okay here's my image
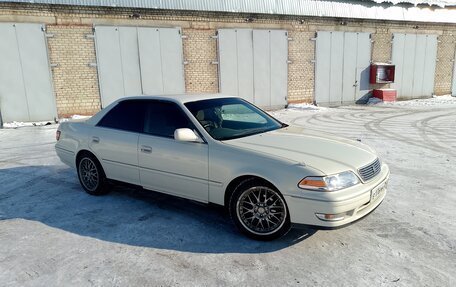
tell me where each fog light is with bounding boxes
[315,212,345,221]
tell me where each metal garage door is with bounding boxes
[391,33,438,99]
[95,26,185,107]
[315,31,371,106]
[218,29,288,108]
[0,23,56,123]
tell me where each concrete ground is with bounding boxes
[1,98,455,286]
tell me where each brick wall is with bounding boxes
[182,28,218,93]
[0,3,455,117]
[435,31,456,95]
[370,27,393,90]
[287,27,315,103]
[46,25,101,117]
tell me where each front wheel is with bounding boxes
[229,179,291,241]
[77,153,109,195]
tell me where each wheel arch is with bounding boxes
[75,149,102,167]
[224,175,280,208]
[75,149,110,195]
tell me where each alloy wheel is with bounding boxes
[236,186,287,235]
[79,157,99,192]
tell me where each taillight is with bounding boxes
[56,130,61,141]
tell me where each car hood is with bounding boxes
[222,125,377,175]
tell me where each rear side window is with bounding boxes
[97,100,145,132]
[144,101,193,138]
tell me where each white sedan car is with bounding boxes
[55,94,389,240]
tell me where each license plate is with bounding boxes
[371,181,386,202]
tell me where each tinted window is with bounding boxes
[97,100,145,132]
[144,101,193,138]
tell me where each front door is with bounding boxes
[138,101,209,202]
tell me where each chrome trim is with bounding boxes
[358,158,381,182]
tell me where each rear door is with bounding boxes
[89,100,145,185]
[138,101,209,202]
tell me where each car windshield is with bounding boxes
[184,98,285,140]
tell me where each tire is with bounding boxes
[76,152,109,195]
[229,178,291,241]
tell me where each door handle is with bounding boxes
[92,136,100,143]
[140,145,152,153]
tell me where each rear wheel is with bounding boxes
[229,179,291,240]
[77,153,109,195]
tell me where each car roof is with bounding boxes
[85,93,239,126]
[117,93,238,104]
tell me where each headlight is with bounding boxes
[298,171,360,192]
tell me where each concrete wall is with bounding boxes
[1,3,455,117]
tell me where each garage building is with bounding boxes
[0,0,456,123]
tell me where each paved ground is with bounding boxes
[1,98,455,286]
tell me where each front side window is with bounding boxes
[143,101,194,138]
[97,100,145,132]
[185,98,283,140]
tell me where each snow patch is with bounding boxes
[2,115,91,128]
[368,94,456,107]
[268,103,328,122]
[71,115,92,120]
[2,121,54,128]
[58,115,92,122]
[391,95,456,106]
[287,103,328,111]
[370,0,456,8]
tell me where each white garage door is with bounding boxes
[315,31,371,106]
[218,29,288,108]
[95,26,185,107]
[0,23,56,123]
[391,33,438,99]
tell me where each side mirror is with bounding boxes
[174,128,202,143]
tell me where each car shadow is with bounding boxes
[0,165,316,254]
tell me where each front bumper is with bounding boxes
[285,163,389,228]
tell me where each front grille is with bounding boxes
[358,158,381,182]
